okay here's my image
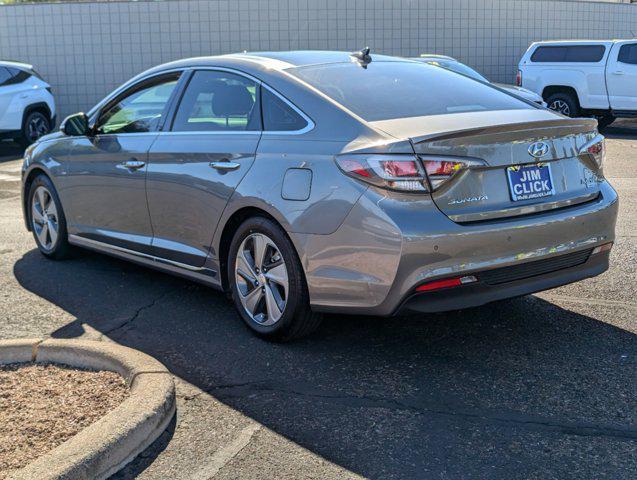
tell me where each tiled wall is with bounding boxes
[0,0,635,118]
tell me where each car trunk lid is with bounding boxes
[370,110,602,223]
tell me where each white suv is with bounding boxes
[0,61,56,147]
[518,40,637,128]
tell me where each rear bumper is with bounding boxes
[299,180,618,316]
[397,249,609,314]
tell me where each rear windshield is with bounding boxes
[288,61,531,121]
[531,45,606,63]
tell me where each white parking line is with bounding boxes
[189,423,262,479]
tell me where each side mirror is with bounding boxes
[60,112,90,136]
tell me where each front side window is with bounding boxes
[531,45,606,63]
[288,61,531,122]
[262,88,308,131]
[96,76,179,134]
[172,71,259,132]
[618,43,637,65]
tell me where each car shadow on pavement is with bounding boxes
[0,141,23,162]
[13,248,637,479]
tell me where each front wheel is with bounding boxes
[28,174,71,259]
[228,217,322,341]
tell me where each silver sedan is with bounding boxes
[21,51,618,341]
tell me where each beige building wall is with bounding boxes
[0,0,635,118]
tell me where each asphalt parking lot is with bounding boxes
[0,121,635,479]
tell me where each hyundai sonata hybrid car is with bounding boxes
[21,51,617,341]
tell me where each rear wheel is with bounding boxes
[546,92,579,117]
[28,174,71,259]
[228,217,322,341]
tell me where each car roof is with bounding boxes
[227,50,405,68]
[529,39,634,46]
[145,50,409,76]
[0,60,33,71]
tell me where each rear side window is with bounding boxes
[288,61,531,122]
[5,68,31,84]
[261,88,308,131]
[531,45,606,63]
[172,71,260,132]
[0,67,12,86]
[618,43,637,65]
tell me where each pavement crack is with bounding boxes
[206,382,637,441]
[102,291,171,337]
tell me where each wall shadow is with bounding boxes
[13,248,637,479]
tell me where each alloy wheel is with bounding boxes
[27,114,49,142]
[235,233,289,326]
[548,100,570,116]
[31,186,59,250]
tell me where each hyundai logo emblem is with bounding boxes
[528,142,550,158]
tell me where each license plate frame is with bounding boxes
[506,163,555,202]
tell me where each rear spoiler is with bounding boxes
[411,117,598,145]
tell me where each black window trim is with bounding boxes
[90,70,184,136]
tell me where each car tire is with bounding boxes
[228,216,322,342]
[19,110,50,148]
[597,115,615,130]
[546,93,579,117]
[28,174,72,260]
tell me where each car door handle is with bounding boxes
[209,161,240,171]
[121,160,145,170]
[612,71,625,75]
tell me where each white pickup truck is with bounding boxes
[518,39,637,128]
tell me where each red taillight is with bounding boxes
[416,275,477,292]
[336,155,428,192]
[337,159,371,178]
[583,137,605,169]
[336,155,483,192]
[587,142,603,155]
[420,157,483,190]
[516,70,522,87]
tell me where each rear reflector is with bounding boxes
[416,275,477,292]
[591,242,613,255]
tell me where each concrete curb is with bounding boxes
[1,338,176,480]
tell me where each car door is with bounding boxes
[146,69,262,267]
[63,72,182,253]
[607,41,637,111]
[0,67,24,130]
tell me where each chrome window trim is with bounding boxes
[155,131,262,137]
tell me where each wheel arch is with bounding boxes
[216,206,302,293]
[23,102,52,124]
[542,85,581,107]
